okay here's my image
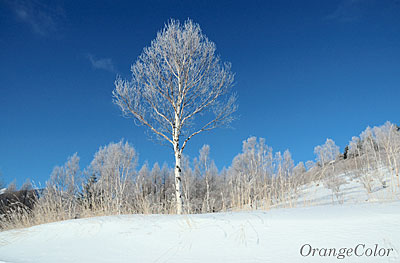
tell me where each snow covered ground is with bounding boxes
[0,201,399,263]
[1,173,399,263]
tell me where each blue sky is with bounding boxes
[0,0,399,186]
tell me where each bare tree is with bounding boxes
[48,153,81,197]
[198,145,211,212]
[38,153,81,221]
[89,141,138,214]
[196,145,218,212]
[375,121,400,189]
[113,19,237,214]
[314,138,340,168]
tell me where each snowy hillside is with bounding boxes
[289,171,400,208]
[0,201,399,263]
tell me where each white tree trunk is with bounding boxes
[205,173,210,213]
[174,144,184,214]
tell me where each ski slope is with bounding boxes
[0,201,399,263]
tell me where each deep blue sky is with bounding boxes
[1,0,399,186]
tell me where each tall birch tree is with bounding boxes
[113,19,237,214]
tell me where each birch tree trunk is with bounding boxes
[205,172,210,213]
[174,147,184,214]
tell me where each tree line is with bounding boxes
[1,121,399,230]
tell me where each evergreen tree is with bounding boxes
[343,145,349,160]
